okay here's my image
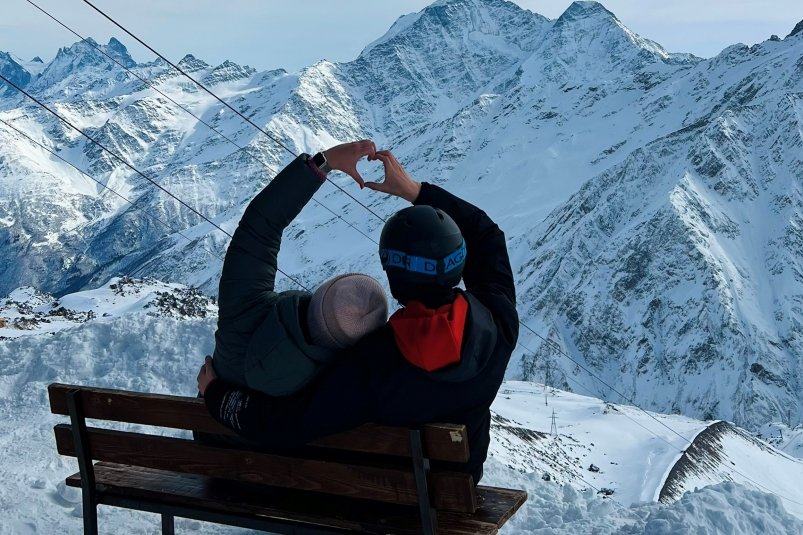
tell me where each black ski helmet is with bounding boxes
[379,205,466,302]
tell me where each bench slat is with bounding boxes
[471,485,529,527]
[48,383,232,434]
[48,384,469,462]
[55,424,477,513]
[66,463,515,535]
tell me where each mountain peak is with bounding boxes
[26,38,133,93]
[104,37,135,68]
[426,0,531,17]
[106,37,128,56]
[52,39,99,61]
[789,19,803,38]
[177,54,210,72]
[202,60,256,85]
[539,0,692,70]
[360,0,545,58]
[429,0,498,7]
[0,51,32,93]
[108,37,125,50]
[556,1,616,25]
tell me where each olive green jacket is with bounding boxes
[212,155,338,396]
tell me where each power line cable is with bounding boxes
[519,320,695,445]
[80,0,387,225]
[505,344,641,517]
[24,0,377,247]
[0,116,225,264]
[0,72,310,291]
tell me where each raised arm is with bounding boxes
[218,140,377,319]
[217,155,320,316]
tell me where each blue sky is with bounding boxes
[2,1,803,71]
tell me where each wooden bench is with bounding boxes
[49,383,527,534]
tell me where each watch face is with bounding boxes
[313,152,331,172]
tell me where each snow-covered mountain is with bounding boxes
[1,283,802,532]
[514,27,803,432]
[1,0,802,453]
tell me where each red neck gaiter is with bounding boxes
[388,294,469,372]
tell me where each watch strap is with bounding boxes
[306,153,329,181]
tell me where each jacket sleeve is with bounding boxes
[203,354,379,446]
[217,154,322,319]
[414,183,516,309]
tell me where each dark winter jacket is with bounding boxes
[212,154,340,396]
[205,182,519,482]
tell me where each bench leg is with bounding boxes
[162,513,175,535]
[410,429,438,535]
[67,390,99,535]
[82,503,98,535]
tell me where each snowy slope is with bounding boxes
[490,382,803,519]
[760,422,803,460]
[514,31,803,431]
[1,286,802,533]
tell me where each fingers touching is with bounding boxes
[365,150,421,202]
[324,139,377,188]
[324,141,420,200]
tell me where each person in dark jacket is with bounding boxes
[198,147,518,483]
[211,140,389,398]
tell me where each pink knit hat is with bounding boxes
[307,273,389,349]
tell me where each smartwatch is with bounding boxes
[311,152,332,174]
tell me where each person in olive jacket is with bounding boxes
[198,146,518,483]
[211,140,388,398]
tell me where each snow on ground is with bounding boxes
[759,422,803,460]
[0,276,216,339]
[1,282,802,533]
[489,382,703,504]
[489,382,803,521]
[483,459,803,534]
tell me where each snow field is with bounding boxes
[0,294,801,533]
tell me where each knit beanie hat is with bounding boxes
[307,273,389,349]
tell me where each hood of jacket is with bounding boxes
[389,291,497,383]
[244,291,338,396]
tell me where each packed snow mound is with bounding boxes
[483,460,803,534]
[0,276,216,338]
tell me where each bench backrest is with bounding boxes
[49,383,478,513]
